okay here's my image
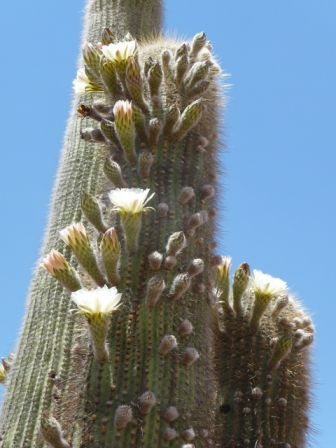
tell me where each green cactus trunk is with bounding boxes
[0,1,314,447]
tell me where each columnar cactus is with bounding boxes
[0,1,313,447]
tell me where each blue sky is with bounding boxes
[0,0,335,446]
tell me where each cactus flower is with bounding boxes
[71,286,122,318]
[109,188,155,215]
[102,40,137,63]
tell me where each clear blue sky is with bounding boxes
[0,1,335,446]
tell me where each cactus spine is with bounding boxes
[0,1,313,447]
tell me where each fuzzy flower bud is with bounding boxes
[60,223,105,286]
[200,184,215,202]
[190,31,207,58]
[164,104,180,136]
[179,186,195,205]
[148,118,162,148]
[100,227,121,285]
[146,276,166,311]
[126,57,148,112]
[113,100,136,165]
[138,151,154,178]
[40,414,70,448]
[114,405,133,431]
[159,335,178,356]
[232,262,250,314]
[41,249,81,292]
[166,231,187,256]
[183,347,200,368]
[182,427,196,442]
[104,158,126,188]
[178,319,194,337]
[148,62,163,97]
[164,406,180,422]
[164,428,178,441]
[148,251,163,271]
[81,192,107,233]
[169,273,191,301]
[174,99,203,141]
[138,391,157,415]
[269,336,293,370]
[158,202,169,218]
[187,258,204,277]
[71,286,122,363]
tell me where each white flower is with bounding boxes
[60,223,88,247]
[73,68,91,94]
[101,40,137,63]
[109,188,155,215]
[71,285,122,316]
[250,269,288,299]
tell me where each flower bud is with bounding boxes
[179,186,195,205]
[81,192,107,233]
[164,255,177,270]
[158,202,169,218]
[178,319,194,337]
[183,348,200,368]
[41,250,81,292]
[113,100,136,165]
[159,335,178,356]
[138,391,156,415]
[232,262,250,315]
[148,251,163,271]
[190,32,207,58]
[182,427,196,442]
[146,276,166,311]
[174,99,203,141]
[60,223,105,286]
[104,158,126,188]
[148,62,162,97]
[164,104,180,136]
[166,231,187,256]
[100,227,121,285]
[114,405,133,431]
[164,406,179,422]
[164,427,178,441]
[187,258,204,277]
[200,184,215,202]
[138,151,154,178]
[126,57,148,113]
[169,273,191,301]
[40,414,70,448]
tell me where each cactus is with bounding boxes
[0,1,313,447]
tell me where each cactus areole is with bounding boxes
[0,1,313,447]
